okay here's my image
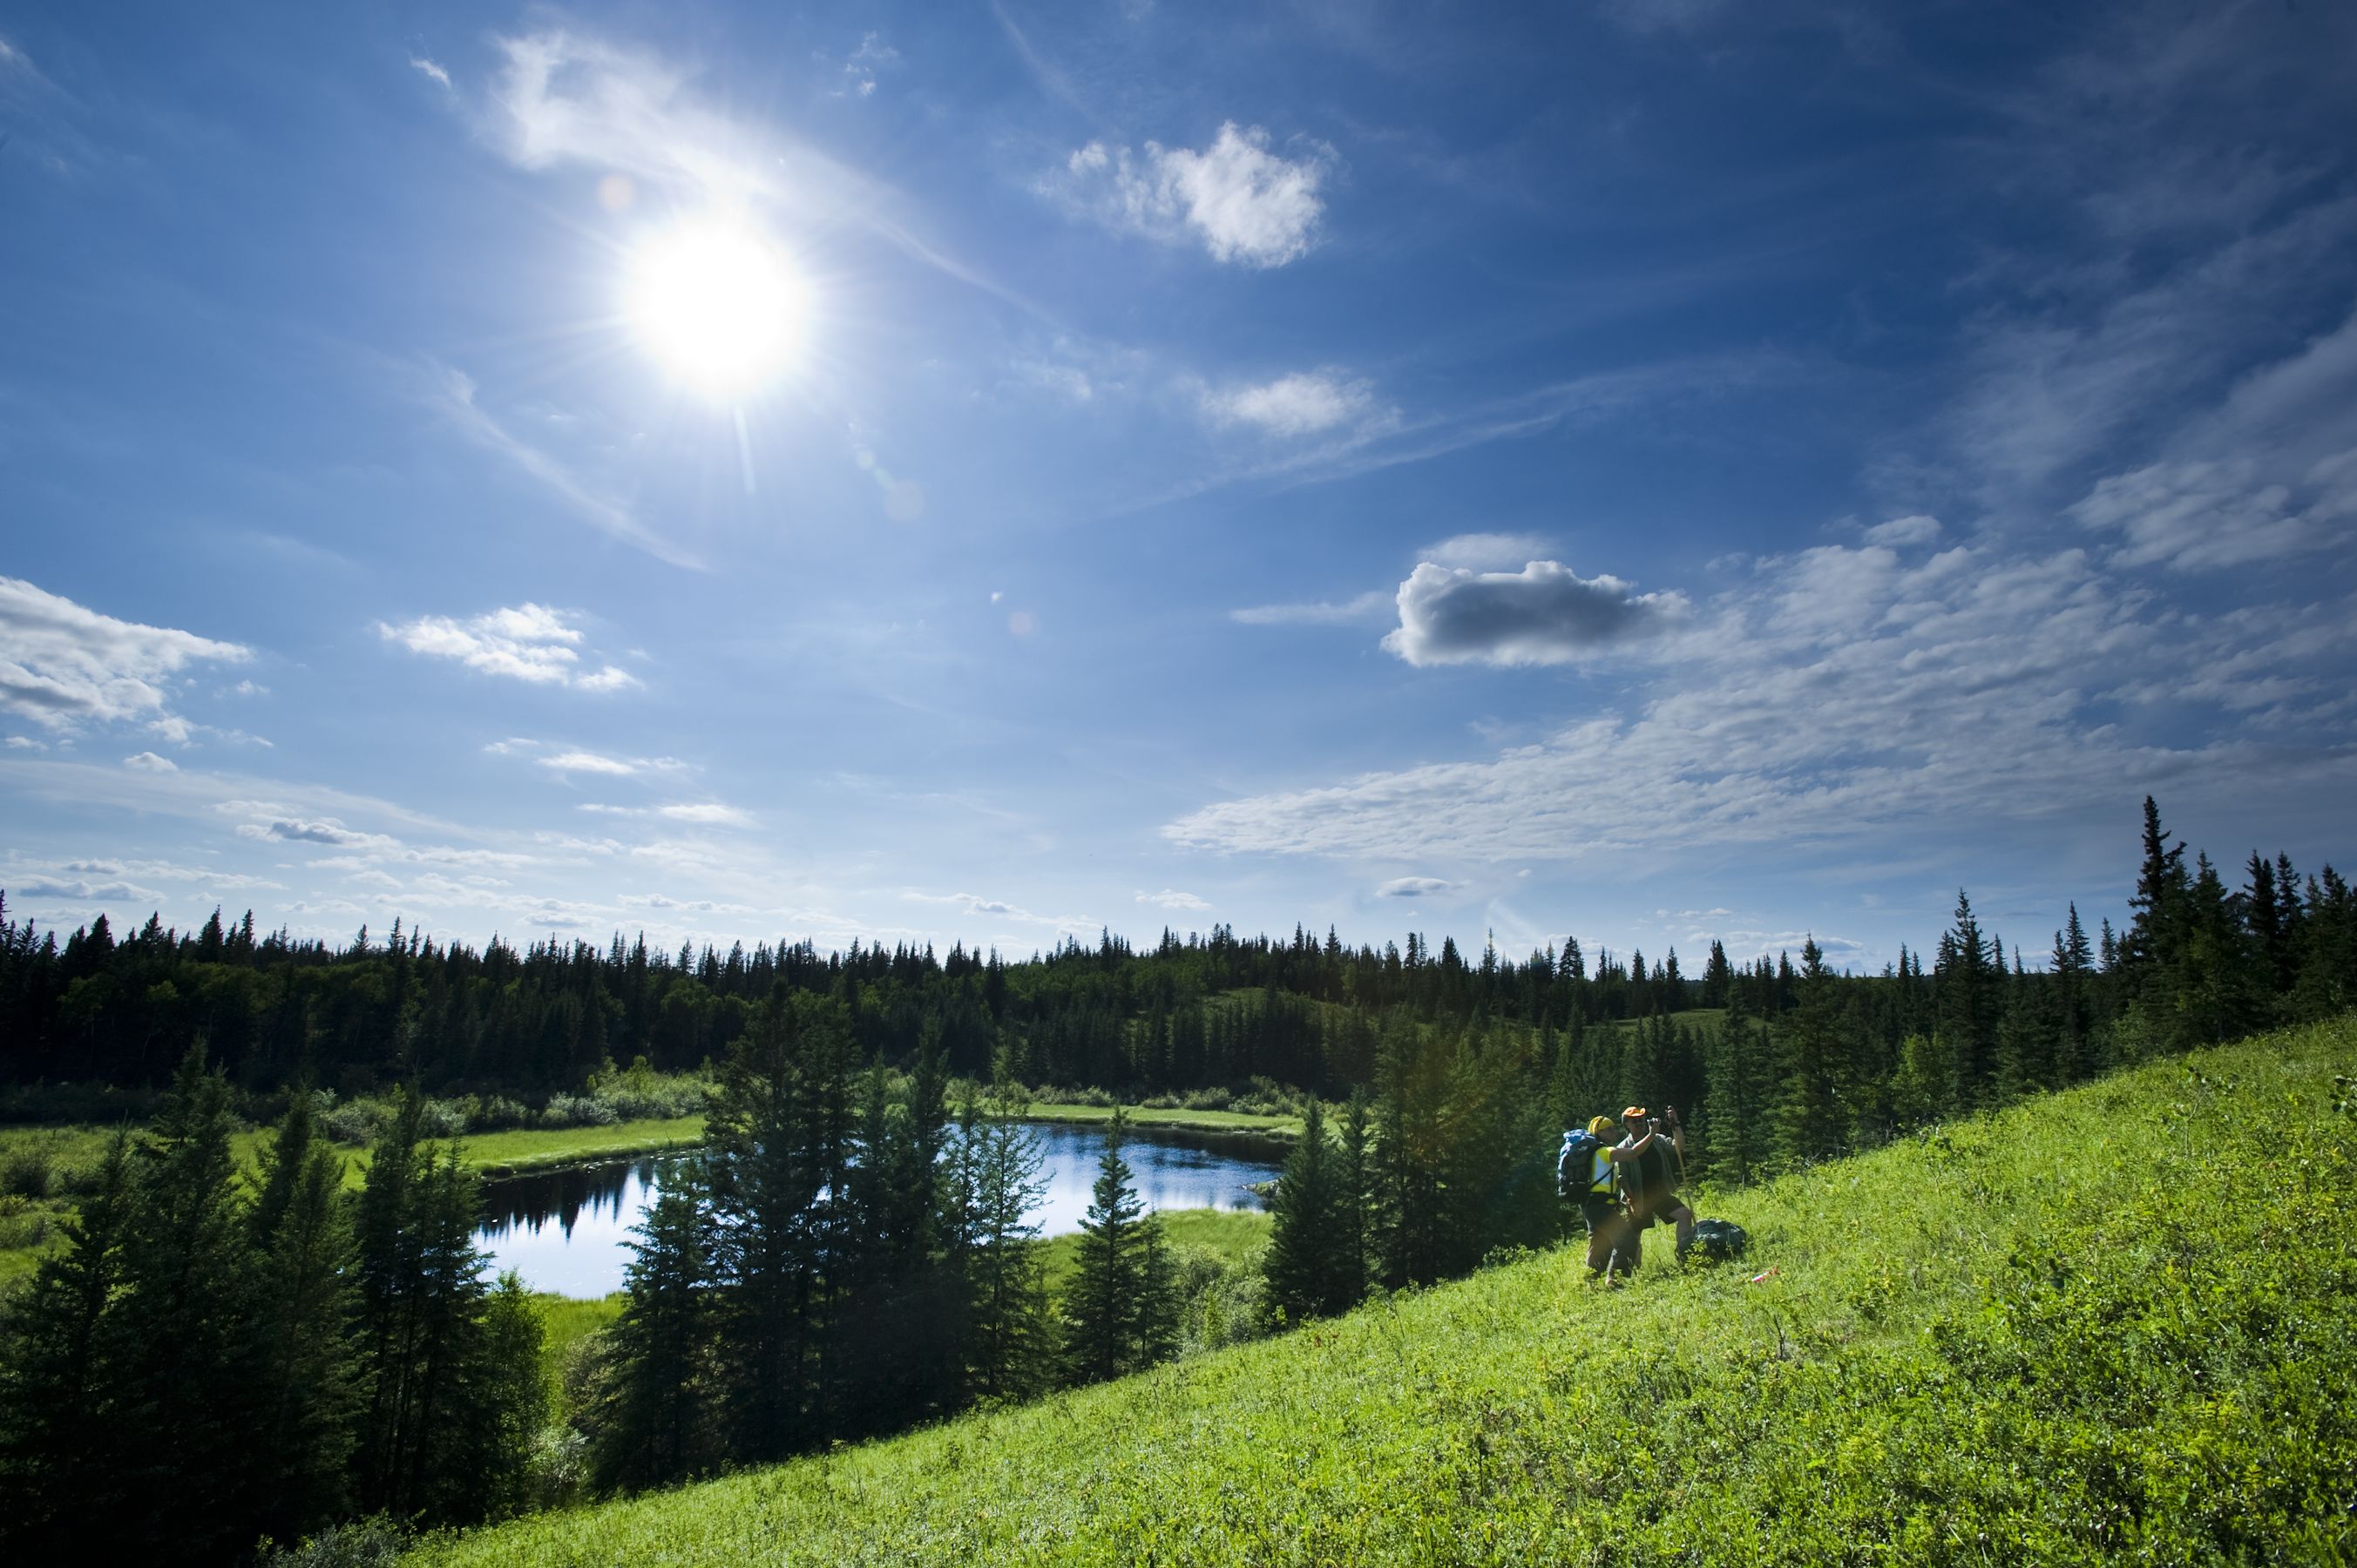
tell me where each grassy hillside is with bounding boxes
[405,1017,2357,1566]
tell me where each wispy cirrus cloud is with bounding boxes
[428,367,701,570]
[484,28,1032,315]
[1229,591,1391,627]
[1170,519,2357,866]
[378,603,640,691]
[1049,123,1332,267]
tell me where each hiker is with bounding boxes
[1617,1105,1697,1260]
[1559,1115,1639,1278]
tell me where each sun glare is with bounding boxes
[627,218,809,399]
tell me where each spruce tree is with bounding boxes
[1263,1099,1352,1324]
[0,1131,138,1558]
[1060,1109,1175,1383]
[595,1181,715,1491]
[247,1087,361,1542]
[949,1088,1052,1404]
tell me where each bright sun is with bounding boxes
[626,218,809,399]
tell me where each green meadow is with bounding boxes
[404,1017,2357,1566]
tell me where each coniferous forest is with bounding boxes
[0,798,2352,1561]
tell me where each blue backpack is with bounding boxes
[1557,1132,1605,1200]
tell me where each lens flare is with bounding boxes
[627,218,809,399]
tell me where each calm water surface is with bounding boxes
[476,1120,1283,1297]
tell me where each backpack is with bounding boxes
[1687,1219,1749,1262]
[1557,1132,1603,1201]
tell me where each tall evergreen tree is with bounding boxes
[247,1087,361,1542]
[1060,1109,1175,1384]
[593,1180,715,1492]
[1263,1098,1354,1323]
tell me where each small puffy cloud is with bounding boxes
[1202,372,1379,436]
[1377,876,1455,898]
[1383,561,1682,666]
[379,603,638,690]
[657,801,751,828]
[1421,532,1555,571]
[0,577,249,732]
[1864,514,1942,547]
[538,749,645,776]
[237,817,396,849]
[1135,888,1211,911]
[410,56,452,90]
[1230,591,1391,627]
[6,735,47,750]
[122,751,177,772]
[838,31,897,97]
[1053,123,1331,267]
[575,664,641,693]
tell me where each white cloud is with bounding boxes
[1230,591,1391,627]
[236,816,400,850]
[2069,458,2330,572]
[1053,122,1331,267]
[1168,536,2357,865]
[838,31,897,98]
[0,577,249,733]
[576,664,642,693]
[1863,515,1942,547]
[5,735,45,750]
[538,750,642,777]
[122,751,177,772]
[904,890,1097,932]
[377,602,640,691]
[1420,532,1555,571]
[11,876,162,903]
[1377,876,1456,898]
[657,802,751,828]
[1202,372,1382,436]
[1135,888,1210,911]
[410,56,452,90]
[1383,561,1684,666]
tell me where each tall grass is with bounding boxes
[406,1017,2357,1566]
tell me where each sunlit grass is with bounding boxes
[407,1017,2357,1566]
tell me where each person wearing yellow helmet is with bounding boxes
[1559,1113,1638,1278]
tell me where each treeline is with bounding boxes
[6,884,1838,1100]
[0,1053,545,1561]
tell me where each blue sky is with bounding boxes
[3,0,2354,973]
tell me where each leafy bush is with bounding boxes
[259,1516,410,1568]
[322,1098,385,1147]
[0,1194,48,1250]
[0,1142,53,1200]
[539,1094,619,1129]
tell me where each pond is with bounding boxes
[475,1120,1287,1297]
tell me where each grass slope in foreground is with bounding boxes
[410,1018,2357,1567]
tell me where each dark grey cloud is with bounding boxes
[1382,561,1681,667]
